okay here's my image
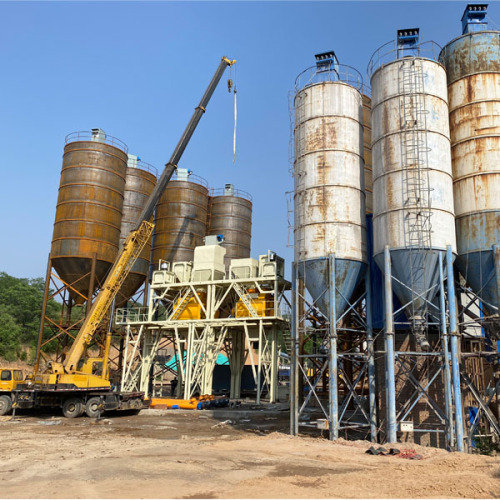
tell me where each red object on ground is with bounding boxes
[398,449,423,460]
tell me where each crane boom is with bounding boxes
[51,221,155,374]
[51,55,236,376]
[135,56,236,226]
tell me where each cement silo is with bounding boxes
[151,168,209,266]
[294,52,367,318]
[439,4,500,313]
[51,129,128,303]
[206,184,252,270]
[116,155,157,305]
[369,30,456,344]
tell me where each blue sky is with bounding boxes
[1,1,497,279]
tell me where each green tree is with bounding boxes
[0,305,22,361]
[0,272,62,361]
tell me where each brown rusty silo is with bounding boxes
[207,184,252,269]
[362,92,373,214]
[151,169,209,266]
[51,129,128,303]
[116,156,157,306]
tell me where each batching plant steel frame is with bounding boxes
[116,274,290,402]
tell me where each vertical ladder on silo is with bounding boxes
[399,57,433,323]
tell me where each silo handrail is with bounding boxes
[171,171,209,187]
[294,63,364,93]
[210,187,252,201]
[130,160,158,177]
[367,40,443,77]
[65,131,129,154]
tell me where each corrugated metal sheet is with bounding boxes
[440,30,500,311]
[51,138,127,303]
[294,79,367,317]
[152,179,209,266]
[206,193,252,269]
[117,162,157,305]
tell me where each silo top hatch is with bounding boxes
[295,50,364,93]
[65,128,129,154]
[367,29,443,78]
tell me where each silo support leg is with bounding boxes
[494,245,500,311]
[328,254,339,441]
[447,245,465,452]
[384,246,397,444]
[230,333,243,399]
[290,262,299,436]
[365,265,378,443]
[439,251,455,450]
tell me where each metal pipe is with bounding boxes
[447,245,465,452]
[328,254,339,440]
[494,245,500,314]
[290,262,299,436]
[34,254,52,374]
[439,251,455,450]
[86,253,97,316]
[365,263,378,442]
[384,246,397,443]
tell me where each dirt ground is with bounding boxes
[0,407,498,499]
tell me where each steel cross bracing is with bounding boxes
[116,274,290,403]
[382,246,466,450]
[455,277,500,449]
[290,258,377,442]
[398,57,433,329]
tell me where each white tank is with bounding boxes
[371,58,456,257]
[369,38,457,338]
[294,62,367,317]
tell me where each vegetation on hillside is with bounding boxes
[0,272,61,362]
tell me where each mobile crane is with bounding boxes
[6,56,236,418]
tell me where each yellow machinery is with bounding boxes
[42,220,154,389]
[235,291,275,318]
[11,56,236,418]
[149,394,229,410]
[0,368,24,416]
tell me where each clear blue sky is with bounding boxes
[1,1,497,280]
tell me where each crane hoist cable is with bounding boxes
[233,85,237,164]
[228,64,237,164]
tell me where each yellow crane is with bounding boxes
[8,56,236,418]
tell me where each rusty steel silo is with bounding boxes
[369,30,456,342]
[362,92,373,214]
[151,168,209,266]
[116,155,157,306]
[439,4,500,313]
[294,52,367,318]
[51,129,128,303]
[206,184,252,269]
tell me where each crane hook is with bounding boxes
[227,79,233,93]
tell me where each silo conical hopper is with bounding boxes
[51,129,128,304]
[206,184,252,270]
[116,155,157,306]
[369,30,457,342]
[151,168,209,266]
[294,52,367,319]
[439,4,500,316]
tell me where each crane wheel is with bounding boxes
[0,395,12,416]
[62,398,84,418]
[85,397,102,418]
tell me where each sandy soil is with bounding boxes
[0,409,498,499]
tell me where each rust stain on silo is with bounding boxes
[51,137,127,303]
